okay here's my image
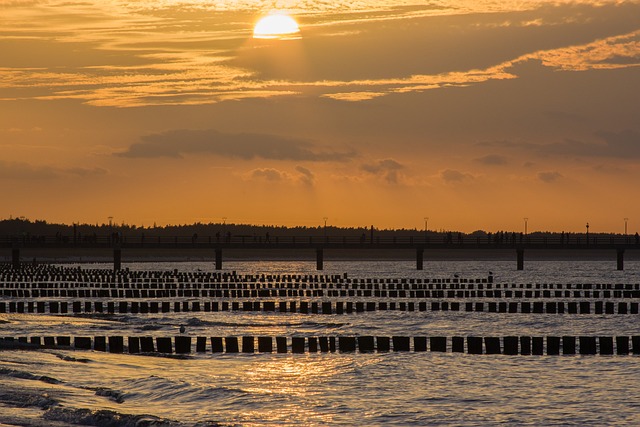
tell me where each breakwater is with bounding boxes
[2,335,638,356]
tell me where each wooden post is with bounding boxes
[516,248,524,270]
[376,336,390,352]
[392,336,410,351]
[215,248,222,270]
[358,336,375,353]
[109,336,124,353]
[316,248,324,270]
[503,336,519,355]
[617,248,624,271]
[11,248,20,270]
[175,336,191,354]
[430,336,447,352]
[113,247,121,271]
[416,247,424,270]
[339,336,356,352]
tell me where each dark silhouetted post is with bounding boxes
[316,248,324,270]
[516,248,524,270]
[292,337,305,353]
[416,248,424,270]
[215,248,222,270]
[210,337,223,353]
[175,336,191,354]
[11,248,20,270]
[376,336,390,352]
[113,246,122,271]
[109,336,124,353]
[617,248,624,271]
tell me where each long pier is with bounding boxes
[3,234,639,270]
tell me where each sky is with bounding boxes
[1,0,639,233]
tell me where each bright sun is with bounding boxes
[253,13,300,39]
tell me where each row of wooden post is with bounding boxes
[2,335,639,355]
[2,300,639,315]
[4,287,639,299]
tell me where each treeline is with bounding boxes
[0,217,625,239]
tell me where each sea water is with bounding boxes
[1,260,640,426]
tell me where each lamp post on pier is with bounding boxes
[323,217,328,241]
[586,222,590,245]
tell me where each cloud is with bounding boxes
[475,154,508,166]
[361,158,405,184]
[593,129,640,157]
[117,129,357,161]
[0,161,107,179]
[537,171,562,183]
[247,166,316,187]
[250,168,286,181]
[478,130,640,159]
[295,166,315,187]
[441,169,473,183]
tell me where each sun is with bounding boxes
[253,13,300,40]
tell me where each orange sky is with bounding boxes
[1,0,639,233]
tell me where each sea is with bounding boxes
[1,259,640,426]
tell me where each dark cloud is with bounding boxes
[537,171,562,183]
[361,159,404,184]
[593,130,640,158]
[477,130,640,159]
[441,169,472,183]
[117,129,356,162]
[475,154,508,166]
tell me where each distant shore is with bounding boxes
[2,247,638,264]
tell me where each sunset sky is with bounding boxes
[1,0,639,233]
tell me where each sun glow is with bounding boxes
[253,13,300,39]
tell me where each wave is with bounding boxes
[52,352,91,363]
[94,387,126,404]
[0,367,61,384]
[123,375,249,406]
[184,317,350,329]
[43,407,186,427]
[0,388,57,410]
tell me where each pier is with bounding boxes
[3,234,639,270]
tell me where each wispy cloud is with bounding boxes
[537,171,563,183]
[440,169,474,183]
[0,160,107,179]
[475,154,508,166]
[0,2,637,107]
[479,130,640,159]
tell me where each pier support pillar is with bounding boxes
[215,248,222,270]
[516,248,524,271]
[416,248,424,270]
[113,247,121,271]
[11,248,20,270]
[617,248,624,271]
[316,248,324,270]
